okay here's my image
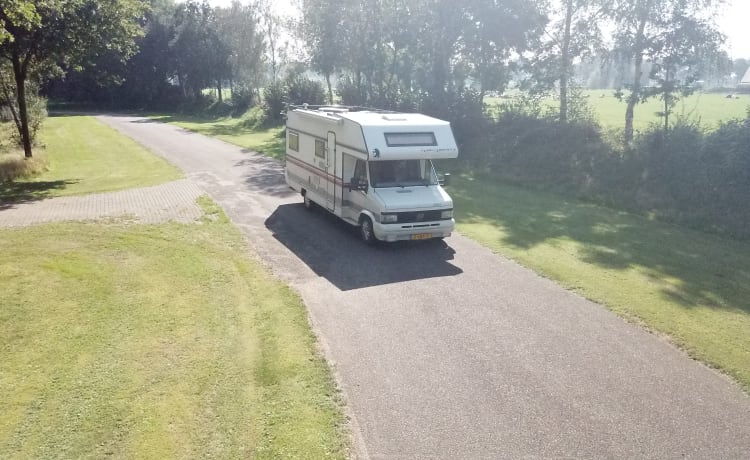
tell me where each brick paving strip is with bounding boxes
[0,179,205,228]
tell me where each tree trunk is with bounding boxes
[625,7,648,144]
[325,72,333,105]
[217,79,222,103]
[11,53,32,158]
[560,0,574,123]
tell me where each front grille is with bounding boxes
[394,210,447,223]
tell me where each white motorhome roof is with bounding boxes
[287,107,459,160]
[345,111,458,161]
[338,111,449,127]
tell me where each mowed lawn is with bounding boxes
[0,117,347,457]
[151,114,285,160]
[1,115,182,202]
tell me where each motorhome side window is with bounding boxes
[288,132,299,152]
[315,139,325,158]
[384,132,437,147]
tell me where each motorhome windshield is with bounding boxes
[369,159,438,188]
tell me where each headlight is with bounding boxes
[441,209,453,219]
[381,213,398,223]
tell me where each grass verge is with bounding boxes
[452,174,750,391]
[151,114,286,160]
[0,202,347,458]
[1,116,182,203]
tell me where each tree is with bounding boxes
[171,1,230,101]
[609,0,724,143]
[301,0,345,103]
[644,13,724,130]
[463,0,547,99]
[0,0,147,157]
[215,1,265,102]
[545,0,605,122]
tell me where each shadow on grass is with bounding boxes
[0,180,78,206]
[452,176,750,314]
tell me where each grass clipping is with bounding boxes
[0,200,348,458]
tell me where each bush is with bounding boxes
[336,76,367,107]
[285,74,325,106]
[238,105,268,130]
[263,81,287,125]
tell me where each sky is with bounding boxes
[207,0,750,60]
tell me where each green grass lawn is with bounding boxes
[451,174,750,391]
[151,114,286,160]
[0,201,347,458]
[1,115,182,202]
[486,90,750,131]
[1,114,347,456]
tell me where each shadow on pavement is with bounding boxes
[0,180,78,207]
[265,203,462,291]
[236,156,295,198]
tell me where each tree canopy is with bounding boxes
[0,0,147,157]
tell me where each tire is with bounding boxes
[359,216,376,245]
[303,192,313,210]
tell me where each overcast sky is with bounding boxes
[207,0,750,60]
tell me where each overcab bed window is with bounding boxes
[384,132,437,147]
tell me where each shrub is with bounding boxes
[285,74,325,106]
[239,105,268,130]
[262,81,287,125]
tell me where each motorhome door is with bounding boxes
[326,131,336,211]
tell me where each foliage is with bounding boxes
[285,73,326,106]
[0,66,46,146]
[215,0,265,97]
[0,0,147,157]
[529,0,606,122]
[262,81,287,125]
[466,101,750,240]
[608,0,725,142]
[171,0,230,100]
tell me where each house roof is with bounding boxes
[741,67,750,86]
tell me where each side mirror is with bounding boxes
[349,177,368,192]
[439,173,451,186]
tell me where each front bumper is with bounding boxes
[372,218,455,242]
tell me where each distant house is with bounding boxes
[739,67,750,90]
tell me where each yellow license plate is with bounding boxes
[411,233,432,240]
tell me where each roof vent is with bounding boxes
[382,114,407,121]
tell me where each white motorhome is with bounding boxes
[285,105,458,243]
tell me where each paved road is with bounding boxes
[99,115,750,459]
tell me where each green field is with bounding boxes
[486,90,750,131]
